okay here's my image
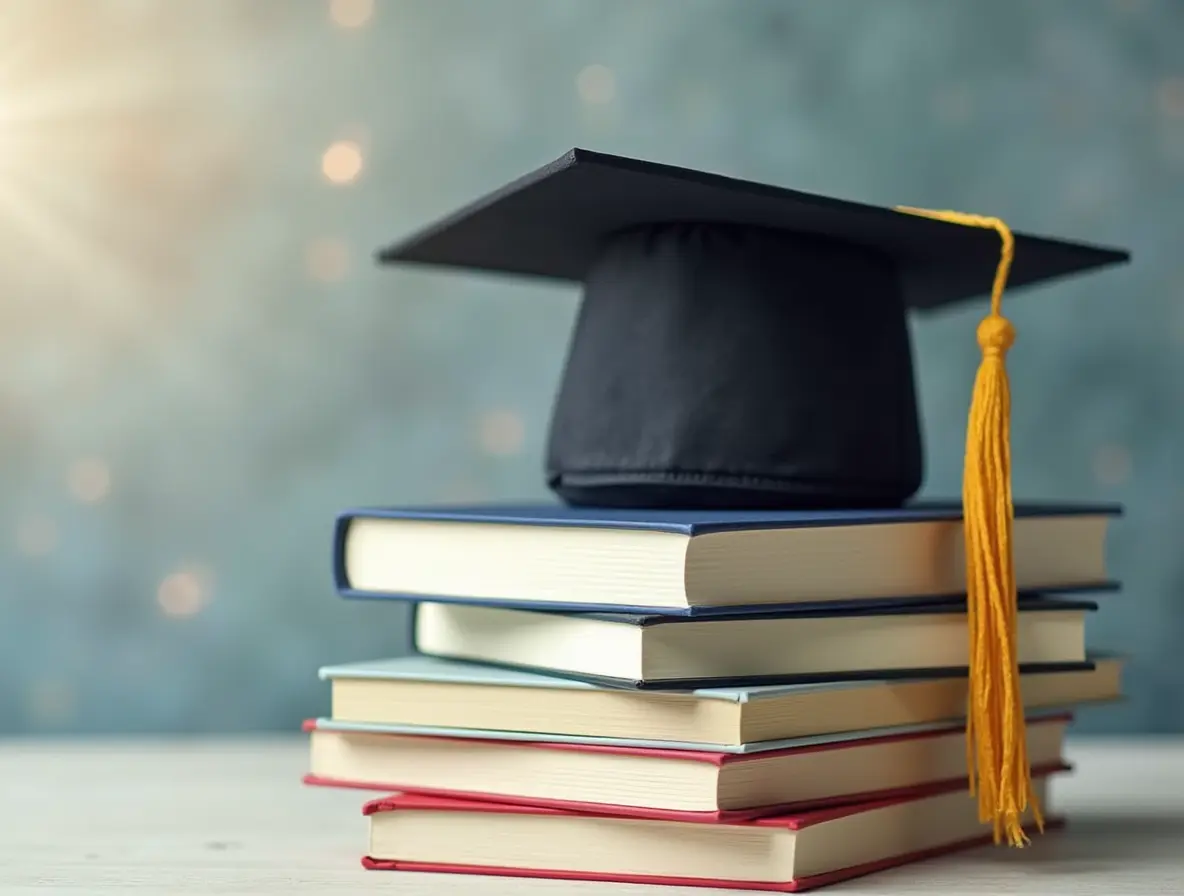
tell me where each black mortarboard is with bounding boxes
[376,148,1129,511]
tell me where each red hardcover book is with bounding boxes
[303,712,1070,822]
[360,769,1066,892]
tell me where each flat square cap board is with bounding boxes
[376,147,1130,510]
[377,148,1127,310]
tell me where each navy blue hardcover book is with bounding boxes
[333,501,1121,617]
[407,596,1099,690]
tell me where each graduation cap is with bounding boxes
[375,148,1130,845]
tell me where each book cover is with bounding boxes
[359,777,1067,891]
[318,650,1124,704]
[407,597,1099,690]
[337,500,1122,535]
[307,709,1068,755]
[303,712,1071,822]
[334,501,1120,615]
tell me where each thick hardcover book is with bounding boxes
[409,596,1096,689]
[319,653,1124,748]
[360,771,1066,892]
[333,501,1119,615]
[303,712,1070,820]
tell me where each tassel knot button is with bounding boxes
[977,316,1016,356]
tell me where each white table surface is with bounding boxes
[0,735,1180,894]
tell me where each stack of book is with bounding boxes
[304,501,1123,891]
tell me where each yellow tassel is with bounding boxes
[895,206,1042,847]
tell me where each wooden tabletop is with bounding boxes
[0,735,1181,894]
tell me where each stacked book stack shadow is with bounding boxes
[303,502,1124,891]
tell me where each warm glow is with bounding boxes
[933,83,973,125]
[0,6,263,301]
[478,409,526,457]
[27,679,74,724]
[440,478,486,503]
[577,64,616,105]
[157,568,209,617]
[321,140,363,185]
[330,0,375,29]
[1092,444,1132,487]
[16,515,57,556]
[1158,77,1184,119]
[1172,287,1184,345]
[67,457,112,504]
[306,236,350,282]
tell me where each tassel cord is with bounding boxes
[894,205,1038,848]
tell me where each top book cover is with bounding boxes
[333,502,1120,615]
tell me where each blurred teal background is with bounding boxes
[0,0,1178,736]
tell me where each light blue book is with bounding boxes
[309,714,1067,755]
[316,653,1124,750]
